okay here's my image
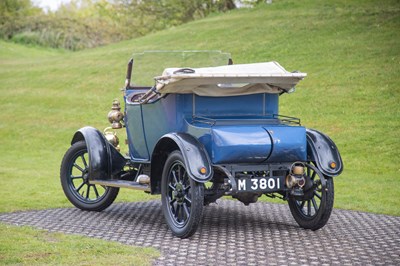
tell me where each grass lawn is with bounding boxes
[0,224,159,265]
[0,0,399,264]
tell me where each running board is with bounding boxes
[89,180,151,192]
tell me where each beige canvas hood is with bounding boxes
[153,62,307,97]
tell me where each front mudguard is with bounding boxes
[306,128,343,177]
[71,126,126,180]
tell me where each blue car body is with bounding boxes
[125,92,307,165]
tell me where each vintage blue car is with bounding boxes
[61,51,343,238]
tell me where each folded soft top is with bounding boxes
[153,62,307,97]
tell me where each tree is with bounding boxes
[0,0,41,38]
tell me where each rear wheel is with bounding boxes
[60,141,119,211]
[288,163,334,230]
[161,151,204,238]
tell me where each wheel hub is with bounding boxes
[174,183,185,203]
[82,170,89,183]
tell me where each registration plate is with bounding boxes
[237,176,283,192]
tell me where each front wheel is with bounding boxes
[161,150,204,238]
[288,163,334,230]
[60,141,119,211]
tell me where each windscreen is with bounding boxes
[130,50,231,86]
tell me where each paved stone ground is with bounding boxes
[1,200,399,265]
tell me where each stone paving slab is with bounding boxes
[1,200,399,265]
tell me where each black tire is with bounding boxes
[60,141,119,211]
[288,163,334,230]
[161,150,204,238]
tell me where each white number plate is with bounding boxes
[237,177,282,192]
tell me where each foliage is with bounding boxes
[0,0,41,22]
[0,0,237,50]
[0,0,41,38]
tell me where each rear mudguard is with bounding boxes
[71,126,126,180]
[306,128,343,177]
[151,133,213,184]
